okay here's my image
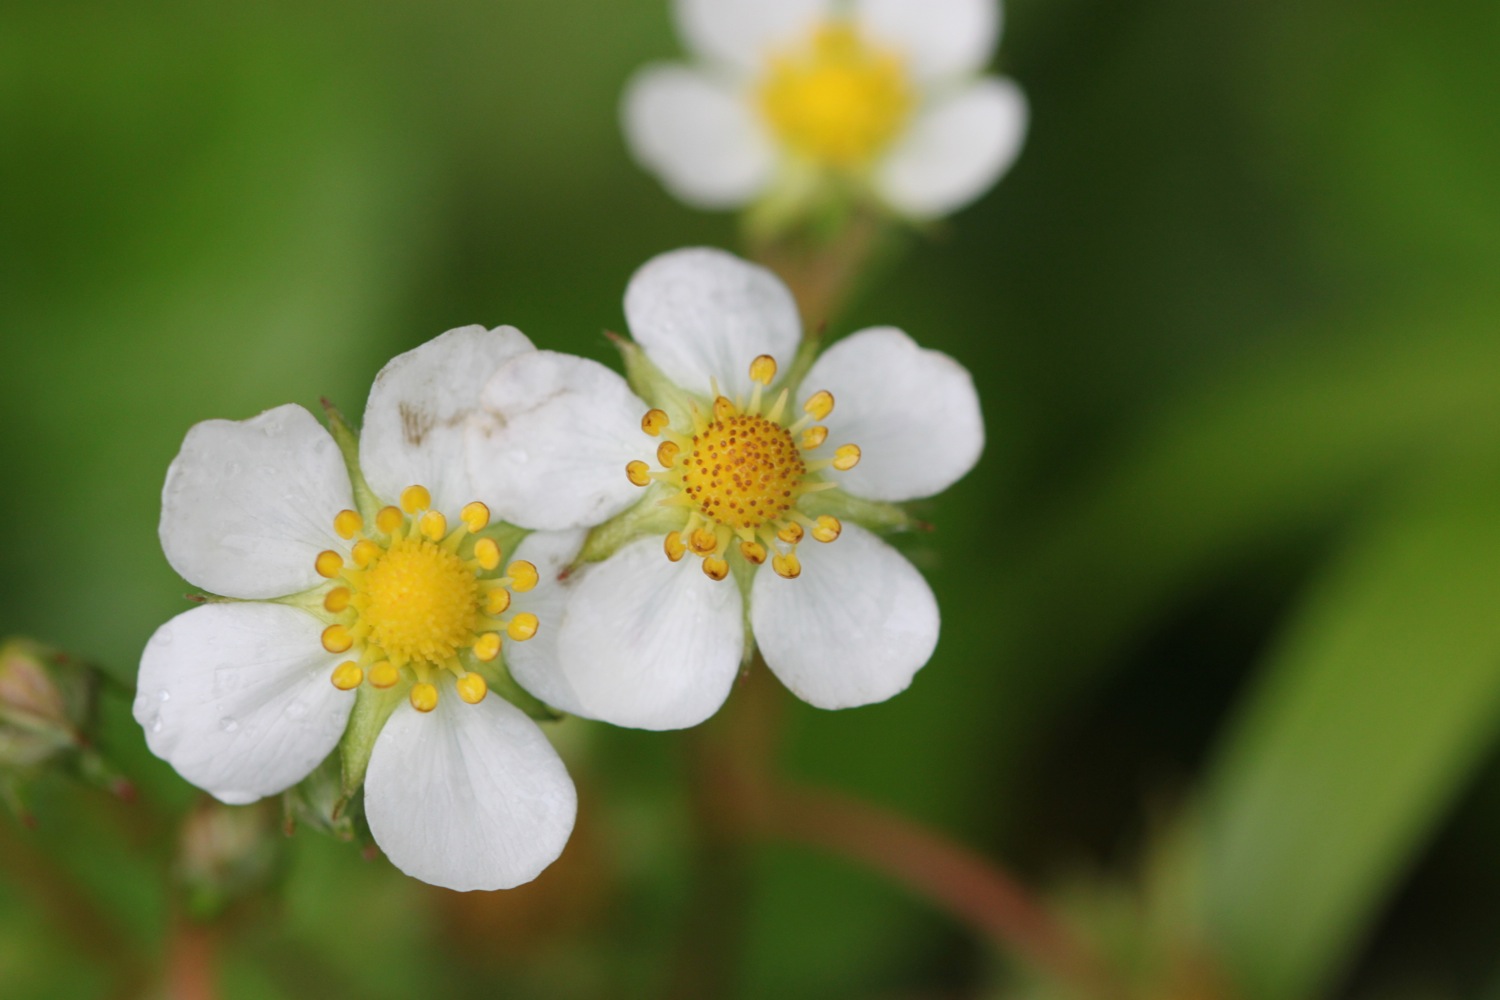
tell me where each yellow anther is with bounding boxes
[642,408,670,436]
[689,526,719,556]
[778,522,805,545]
[473,537,502,571]
[352,539,382,568]
[485,587,512,615]
[713,395,737,423]
[664,531,687,562]
[803,390,835,420]
[812,515,842,543]
[626,460,651,487]
[772,552,802,579]
[324,586,351,613]
[369,662,400,689]
[400,485,432,514]
[506,560,539,593]
[750,354,778,386]
[410,683,439,713]
[460,501,490,533]
[657,440,680,468]
[315,550,344,579]
[333,509,363,540]
[419,510,447,541]
[331,661,364,691]
[507,613,539,642]
[472,632,502,662]
[703,556,730,581]
[801,425,829,450]
[833,444,862,471]
[321,624,354,654]
[740,540,768,564]
[376,505,404,534]
[457,673,488,705]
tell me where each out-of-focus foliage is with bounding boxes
[2,0,1499,998]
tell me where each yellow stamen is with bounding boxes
[315,550,344,579]
[333,510,363,540]
[626,460,651,487]
[803,390,834,420]
[474,538,502,571]
[833,444,862,471]
[740,540,768,565]
[750,354,778,386]
[419,510,447,541]
[473,632,502,662]
[410,683,438,713]
[457,673,488,705]
[657,440,680,468]
[665,531,687,562]
[352,539,382,568]
[642,408,670,436]
[778,522,805,545]
[485,588,512,615]
[712,395,736,423]
[331,661,363,691]
[369,662,400,689]
[324,587,351,613]
[812,515,842,543]
[772,552,802,579]
[376,505,404,535]
[703,556,730,581]
[321,624,354,654]
[507,613,539,642]
[506,561,539,592]
[400,485,431,514]
[460,501,490,533]
[801,425,829,450]
[689,526,719,556]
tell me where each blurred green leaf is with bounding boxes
[1199,447,1500,999]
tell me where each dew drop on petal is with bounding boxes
[158,689,171,702]
[150,716,163,734]
[218,717,239,733]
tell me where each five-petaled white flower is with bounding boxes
[468,247,984,730]
[135,327,577,892]
[622,0,1027,219]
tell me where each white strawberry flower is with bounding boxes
[135,326,578,892]
[622,0,1027,219]
[468,247,983,730]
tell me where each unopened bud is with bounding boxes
[177,798,283,919]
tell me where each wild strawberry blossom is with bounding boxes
[622,0,1027,219]
[468,248,984,730]
[135,327,577,891]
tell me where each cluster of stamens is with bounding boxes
[626,355,861,581]
[758,20,914,169]
[313,485,538,713]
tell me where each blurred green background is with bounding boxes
[4,0,1500,997]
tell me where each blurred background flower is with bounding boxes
[2,0,1500,998]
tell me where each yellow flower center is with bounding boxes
[312,486,541,713]
[626,355,862,582]
[758,22,914,169]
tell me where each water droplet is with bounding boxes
[150,717,163,734]
[157,689,171,702]
[218,717,239,733]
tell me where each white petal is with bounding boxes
[133,603,353,805]
[160,404,352,600]
[502,529,590,713]
[622,65,776,210]
[854,0,999,82]
[360,325,535,515]
[552,538,745,730]
[624,248,802,399]
[803,326,983,501]
[364,691,576,892]
[752,524,938,709]
[466,351,647,531]
[674,0,832,74]
[876,77,1028,219]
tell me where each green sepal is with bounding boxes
[320,397,381,522]
[797,487,920,534]
[339,682,403,801]
[611,333,699,426]
[576,488,687,565]
[284,753,358,842]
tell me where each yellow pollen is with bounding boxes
[410,683,438,713]
[419,510,447,541]
[485,588,512,615]
[664,531,687,562]
[833,444,862,471]
[473,632,502,662]
[359,537,480,666]
[772,552,802,579]
[352,539,382,568]
[759,22,913,168]
[506,613,539,642]
[369,662,400,689]
[333,509,363,540]
[642,408,670,436]
[461,502,490,533]
[657,440,681,468]
[474,537,502,571]
[778,522,805,545]
[376,505,404,535]
[689,526,719,556]
[331,661,363,691]
[801,425,829,450]
[712,395,736,423]
[750,355,778,386]
[681,413,805,530]
[740,540,768,565]
[703,556,730,581]
[324,587,351,614]
[321,624,354,654]
[626,460,651,487]
[457,673,488,705]
[812,515,842,543]
[400,485,431,514]
[315,550,344,579]
[803,390,835,421]
[506,561,539,592]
